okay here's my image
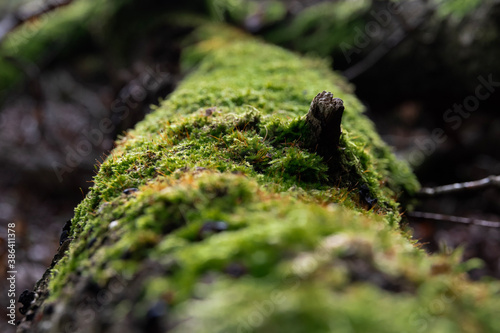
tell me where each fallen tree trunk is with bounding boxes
[15,19,500,333]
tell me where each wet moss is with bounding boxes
[48,171,500,332]
[21,22,500,333]
[50,23,420,297]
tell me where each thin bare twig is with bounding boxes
[419,175,500,197]
[0,0,73,45]
[408,211,500,228]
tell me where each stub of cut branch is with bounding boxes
[305,91,344,166]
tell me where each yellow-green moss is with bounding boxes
[27,22,500,333]
[49,171,500,332]
[52,22,419,295]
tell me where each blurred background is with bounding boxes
[1,0,500,328]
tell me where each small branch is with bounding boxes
[305,91,344,166]
[0,0,73,45]
[419,175,500,197]
[408,211,500,228]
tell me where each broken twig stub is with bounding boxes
[305,91,344,167]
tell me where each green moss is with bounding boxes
[52,23,420,295]
[50,172,500,332]
[147,24,418,198]
[27,22,500,333]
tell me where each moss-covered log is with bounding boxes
[16,20,500,333]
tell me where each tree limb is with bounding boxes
[419,175,500,197]
[408,211,500,228]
